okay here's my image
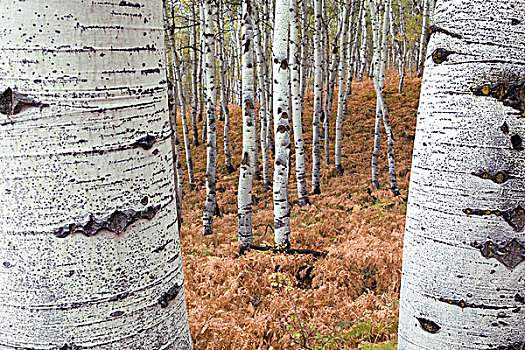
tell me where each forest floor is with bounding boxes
[179,73,421,349]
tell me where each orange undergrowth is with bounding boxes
[179,72,421,349]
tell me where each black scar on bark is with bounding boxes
[109,291,129,302]
[132,134,156,150]
[119,0,141,8]
[54,205,160,238]
[489,341,525,350]
[511,135,523,150]
[501,121,510,134]
[438,297,508,310]
[426,25,462,43]
[432,48,455,64]
[464,206,525,232]
[110,310,125,317]
[471,170,513,184]
[159,283,183,308]
[471,239,525,270]
[473,80,525,117]
[417,317,441,334]
[57,344,79,350]
[0,87,49,116]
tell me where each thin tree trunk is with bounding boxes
[238,0,256,243]
[0,1,193,348]
[202,0,218,236]
[190,0,200,147]
[334,0,351,176]
[417,0,430,77]
[273,0,291,247]
[290,0,310,206]
[358,0,368,81]
[253,3,271,189]
[217,0,235,174]
[311,0,323,195]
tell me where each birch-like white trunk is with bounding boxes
[164,4,195,192]
[0,1,192,348]
[399,0,525,348]
[334,0,351,177]
[238,0,256,243]
[202,0,218,236]
[358,0,368,81]
[417,0,430,77]
[273,0,291,247]
[290,0,310,207]
[299,0,310,113]
[311,0,323,195]
[190,0,200,147]
[253,3,271,189]
[217,0,235,174]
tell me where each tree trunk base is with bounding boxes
[225,164,236,174]
[298,197,310,207]
[335,164,344,177]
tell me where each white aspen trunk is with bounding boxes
[262,0,274,155]
[164,4,196,192]
[397,0,407,94]
[238,0,256,243]
[368,0,382,190]
[272,0,291,247]
[324,45,339,166]
[378,0,400,196]
[334,0,351,177]
[190,0,200,147]
[358,0,368,81]
[202,0,218,236]
[399,0,525,348]
[253,3,271,189]
[169,86,185,222]
[299,0,309,113]
[311,0,323,195]
[0,1,193,348]
[290,0,310,206]
[217,0,235,174]
[417,0,430,77]
[173,53,196,191]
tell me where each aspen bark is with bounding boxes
[217,0,235,174]
[238,0,256,243]
[190,0,200,147]
[417,0,430,77]
[334,0,351,177]
[202,0,218,236]
[290,0,310,206]
[273,0,291,247]
[0,1,193,348]
[358,0,368,81]
[253,3,271,189]
[311,0,323,195]
[399,0,525,348]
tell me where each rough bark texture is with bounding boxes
[272,0,291,247]
[398,0,525,348]
[238,0,256,243]
[0,1,192,348]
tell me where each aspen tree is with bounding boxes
[0,1,193,348]
[238,0,257,243]
[399,0,525,348]
[290,0,311,206]
[273,0,292,246]
[202,0,218,236]
[311,0,324,195]
[334,0,352,176]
